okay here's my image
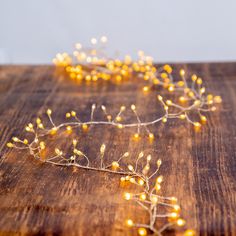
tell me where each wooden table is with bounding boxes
[0,63,235,235]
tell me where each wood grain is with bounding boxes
[0,63,235,235]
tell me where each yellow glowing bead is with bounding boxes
[194,100,201,106]
[173,205,181,212]
[66,113,71,118]
[128,165,134,172]
[66,66,71,72]
[116,116,122,122]
[194,122,201,128]
[28,123,33,128]
[163,64,172,73]
[188,91,195,98]
[138,179,145,186]
[50,127,57,135]
[129,177,135,183]
[211,106,217,111]
[25,126,31,132]
[153,78,160,84]
[166,100,172,106]
[38,123,44,129]
[7,142,14,148]
[156,175,163,183]
[200,115,207,123]
[177,218,186,226]
[155,184,161,191]
[143,86,149,92]
[23,139,28,145]
[70,73,76,79]
[71,111,76,117]
[40,141,45,148]
[111,161,119,170]
[92,75,98,81]
[77,74,83,80]
[140,193,146,201]
[117,124,123,129]
[47,109,52,115]
[107,115,112,121]
[72,139,77,146]
[85,75,91,81]
[116,75,122,81]
[12,137,19,142]
[200,87,205,94]
[34,138,39,143]
[121,106,126,111]
[191,74,197,81]
[101,105,106,111]
[162,117,167,123]
[157,159,162,167]
[74,149,83,156]
[120,177,126,182]
[138,227,147,236]
[180,69,185,77]
[124,152,130,158]
[131,104,136,111]
[139,153,145,160]
[179,96,186,103]
[125,176,131,181]
[146,155,151,161]
[177,81,185,87]
[170,212,178,219]
[207,94,213,101]
[179,114,186,120]
[100,144,106,154]
[214,96,222,103]
[161,72,168,79]
[197,78,202,85]
[150,195,158,204]
[82,124,88,131]
[133,133,140,140]
[184,88,190,93]
[66,126,72,131]
[125,219,133,227]
[148,133,154,140]
[194,122,201,131]
[36,118,41,124]
[144,74,149,81]
[168,85,174,92]
[157,95,163,101]
[184,229,196,236]
[124,192,132,200]
[171,197,177,203]
[55,148,62,155]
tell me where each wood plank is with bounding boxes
[0,63,235,235]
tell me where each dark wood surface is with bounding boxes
[0,63,235,236]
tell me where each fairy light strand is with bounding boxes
[53,37,222,132]
[7,37,222,236]
[7,136,187,235]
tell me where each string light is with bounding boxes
[8,129,189,234]
[121,153,190,235]
[7,37,222,235]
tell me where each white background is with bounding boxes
[0,0,236,64]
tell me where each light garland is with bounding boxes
[7,132,185,235]
[7,37,222,235]
[53,36,222,132]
